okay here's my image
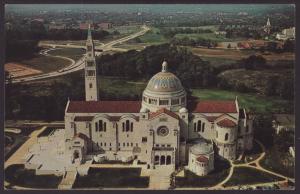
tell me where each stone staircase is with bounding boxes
[149,174,171,190]
[148,166,174,190]
[58,171,77,190]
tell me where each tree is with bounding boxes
[274,130,294,152]
[283,39,295,52]
[265,76,279,96]
[242,55,266,70]
[253,114,275,148]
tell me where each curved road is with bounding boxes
[10,25,150,84]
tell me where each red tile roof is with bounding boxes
[67,101,141,113]
[74,116,94,122]
[217,118,237,128]
[149,108,179,120]
[196,156,208,163]
[188,100,237,113]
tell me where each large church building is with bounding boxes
[64,26,253,176]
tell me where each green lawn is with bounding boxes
[200,56,237,67]
[5,164,62,189]
[138,27,168,44]
[175,33,227,42]
[73,168,149,188]
[191,88,291,113]
[260,147,295,178]
[20,55,71,73]
[224,167,284,187]
[47,48,85,60]
[99,76,147,99]
[176,157,230,188]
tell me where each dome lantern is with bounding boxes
[162,61,168,72]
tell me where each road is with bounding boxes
[10,25,150,84]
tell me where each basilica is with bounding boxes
[64,26,253,176]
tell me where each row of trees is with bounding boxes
[160,27,213,38]
[6,28,110,41]
[170,37,218,48]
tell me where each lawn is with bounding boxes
[224,167,284,187]
[73,168,149,188]
[138,27,168,44]
[200,56,237,67]
[175,33,228,42]
[20,55,71,73]
[191,88,291,113]
[175,157,230,188]
[5,164,62,189]
[99,76,147,100]
[47,48,85,60]
[4,133,28,161]
[260,147,294,178]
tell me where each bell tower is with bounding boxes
[85,24,99,101]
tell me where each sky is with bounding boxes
[5,4,295,14]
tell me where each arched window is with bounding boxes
[225,133,229,141]
[131,122,133,132]
[104,122,106,132]
[99,120,103,131]
[166,155,171,165]
[95,122,98,132]
[126,120,130,132]
[122,122,125,132]
[202,123,205,132]
[194,123,197,132]
[160,155,166,165]
[197,120,201,132]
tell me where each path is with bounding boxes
[58,171,78,190]
[5,126,47,168]
[10,25,150,84]
[148,166,173,190]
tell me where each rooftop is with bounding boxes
[188,100,237,113]
[67,100,237,114]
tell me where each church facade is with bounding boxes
[64,26,253,176]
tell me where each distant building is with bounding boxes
[48,23,66,30]
[272,114,295,134]
[289,146,295,158]
[276,27,295,40]
[80,23,95,30]
[97,22,113,30]
[263,18,271,35]
[214,31,227,35]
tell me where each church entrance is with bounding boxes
[154,155,172,165]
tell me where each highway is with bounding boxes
[10,25,150,84]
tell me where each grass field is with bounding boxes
[138,27,168,44]
[260,147,295,178]
[5,164,62,189]
[224,167,284,187]
[99,76,147,99]
[47,48,85,60]
[191,88,291,113]
[175,33,229,42]
[190,47,295,61]
[20,55,71,73]
[73,168,149,188]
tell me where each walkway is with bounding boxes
[210,139,293,189]
[58,171,78,190]
[5,126,47,168]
